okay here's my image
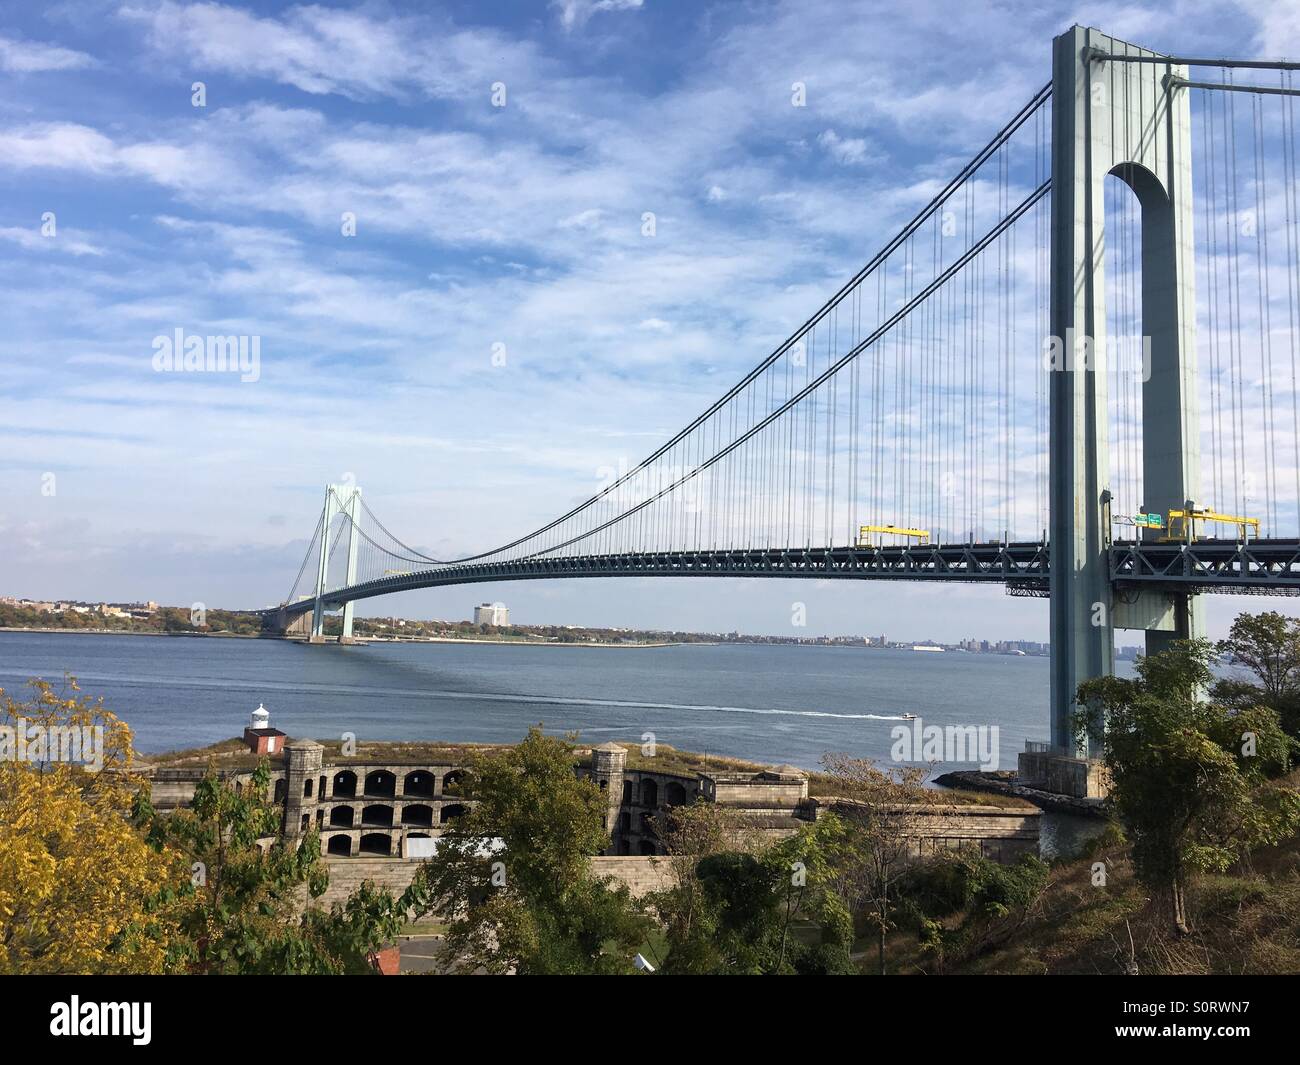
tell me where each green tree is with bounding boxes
[649,799,756,972]
[895,851,1048,972]
[693,852,783,972]
[1216,610,1300,738]
[145,763,408,973]
[764,814,857,974]
[410,728,650,974]
[653,849,787,974]
[1077,639,1300,934]
[650,811,857,975]
[820,754,948,974]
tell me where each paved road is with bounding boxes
[399,936,448,974]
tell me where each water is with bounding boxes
[0,631,1051,772]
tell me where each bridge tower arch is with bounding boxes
[1049,25,1200,754]
[309,483,362,644]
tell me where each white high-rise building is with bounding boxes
[474,602,509,627]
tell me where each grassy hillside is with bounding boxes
[878,809,1300,975]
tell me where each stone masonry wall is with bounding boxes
[314,854,674,908]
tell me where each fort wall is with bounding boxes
[313,853,675,908]
[140,720,1040,874]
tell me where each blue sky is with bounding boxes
[0,0,1292,640]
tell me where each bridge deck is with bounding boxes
[1108,538,1300,593]
[267,537,1300,618]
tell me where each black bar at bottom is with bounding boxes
[2,973,1291,1049]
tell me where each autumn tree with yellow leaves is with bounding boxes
[0,678,185,973]
[1,677,418,975]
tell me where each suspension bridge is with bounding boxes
[260,26,1300,781]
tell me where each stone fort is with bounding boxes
[141,707,1040,901]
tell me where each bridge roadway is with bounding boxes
[265,537,1300,621]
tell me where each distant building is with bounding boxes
[473,602,509,627]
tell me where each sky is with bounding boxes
[2,0,1298,641]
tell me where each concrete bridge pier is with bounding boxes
[1040,25,1199,797]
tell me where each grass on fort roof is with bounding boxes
[141,736,757,773]
[140,737,264,768]
[589,742,769,777]
[141,737,513,770]
[584,744,1032,808]
[141,738,1034,809]
[143,736,774,777]
[805,771,1038,811]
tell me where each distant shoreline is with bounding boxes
[0,626,692,648]
[0,627,1047,654]
[362,635,690,648]
[0,626,260,639]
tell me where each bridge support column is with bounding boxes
[310,483,363,644]
[309,486,338,643]
[339,486,361,644]
[1047,27,1197,767]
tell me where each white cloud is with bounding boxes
[0,121,238,191]
[0,122,118,172]
[558,208,605,230]
[817,129,872,166]
[0,226,103,256]
[0,34,95,73]
[1239,0,1300,55]
[552,0,645,32]
[119,1,546,101]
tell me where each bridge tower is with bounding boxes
[1049,26,1201,758]
[309,483,362,644]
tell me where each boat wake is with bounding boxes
[0,668,887,721]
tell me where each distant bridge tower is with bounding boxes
[309,483,362,644]
[1049,26,1201,755]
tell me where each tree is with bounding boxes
[144,762,409,973]
[0,679,185,974]
[1216,610,1300,738]
[1,676,423,974]
[644,847,774,972]
[1217,611,1300,700]
[895,850,1049,972]
[820,754,949,974]
[649,798,758,970]
[410,728,651,974]
[764,814,857,974]
[692,852,783,972]
[1077,639,1300,934]
[650,808,857,974]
